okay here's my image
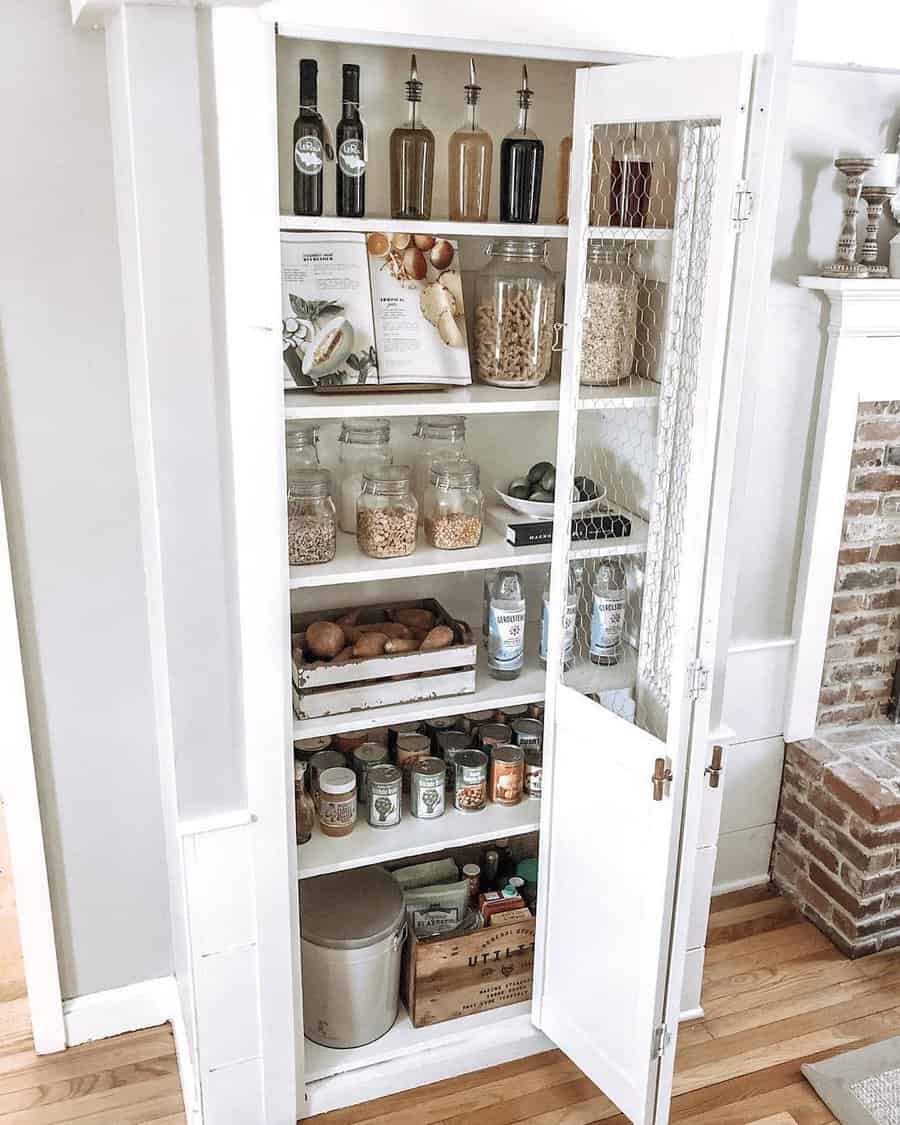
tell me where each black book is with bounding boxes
[503,512,632,548]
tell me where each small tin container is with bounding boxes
[436,730,473,791]
[424,716,458,752]
[524,749,543,798]
[462,863,481,903]
[293,735,332,761]
[388,720,424,753]
[395,732,431,791]
[309,749,348,809]
[460,709,496,734]
[363,725,390,747]
[479,722,512,751]
[527,702,544,721]
[490,744,524,806]
[352,742,390,803]
[333,729,370,756]
[366,764,402,828]
[512,718,543,751]
[410,757,446,819]
[454,749,489,812]
[318,767,357,838]
[496,704,528,724]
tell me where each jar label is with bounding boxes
[590,592,624,658]
[488,607,525,671]
[338,138,366,178]
[525,762,543,796]
[540,596,576,662]
[367,785,400,827]
[295,136,324,176]
[491,761,523,805]
[411,776,444,819]
[319,796,356,827]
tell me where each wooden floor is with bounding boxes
[0,800,185,1124]
[303,885,900,1125]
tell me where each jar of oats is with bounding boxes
[356,465,418,559]
[473,239,559,388]
[286,468,337,566]
[424,459,484,550]
[580,243,640,386]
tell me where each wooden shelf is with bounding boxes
[289,514,649,590]
[292,636,636,739]
[299,793,540,880]
[284,378,658,420]
[280,214,567,239]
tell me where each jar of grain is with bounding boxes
[337,418,392,534]
[318,766,357,837]
[287,468,337,566]
[424,459,484,550]
[473,239,559,388]
[285,420,321,470]
[579,243,640,387]
[412,416,467,514]
[357,465,418,559]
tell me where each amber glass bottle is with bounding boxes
[389,54,435,221]
[448,58,492,222]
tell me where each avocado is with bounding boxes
[527,461,554,485]
[509,483,531,500]
[540,468,557,493]
[529,489,554,503]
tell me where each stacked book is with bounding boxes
[486,505,633,548]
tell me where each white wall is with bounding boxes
[0,0,171,998]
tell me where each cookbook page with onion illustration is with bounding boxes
[366,232,471,386]
[281,231,379,389]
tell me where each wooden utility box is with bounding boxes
[402,916,535,1028]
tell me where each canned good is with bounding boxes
[527,702,544,721]
[512,718,543,751]
[318,767,357,837]
[425,716,458,751]
[490,744,524,806]
[388,720,424,752]
[436,730,472,790]
[454,749,488,812]
[496,704,528,724]
[524,749,543,798]
[333,729,370,756]
[363,725,390,747]
[309,749,348,809]
[352,742,390,802]
[367,764,402,828]
[293,735,333,760]
[395,732,431,791]
[410,757,446,819]
[461,709,496,734]
[479,723,512,751]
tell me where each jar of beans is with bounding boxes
[287,467,337,566]
[357,465,418,559]
[473,239,559,388]
[424,459,484,550]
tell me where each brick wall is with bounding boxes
[818,401,900,727]
[773,731,900,957]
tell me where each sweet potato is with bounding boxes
[392,607,436,631]
[353,632,389,658]
[331,646,355,664]
[384,637,419,654]
[380,622,412,639]
[306,620,346,660]
[335,610,361,629]
[419,625,454,651]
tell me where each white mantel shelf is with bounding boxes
[785,278,900,742]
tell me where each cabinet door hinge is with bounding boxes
[687,659,710,702]
[732,179,754,230]
[652,1022,671,1060]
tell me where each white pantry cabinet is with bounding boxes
[76,2,785,1122]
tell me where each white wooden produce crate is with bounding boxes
[291,598,476,721]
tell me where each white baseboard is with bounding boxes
[679,1007,704,1022]
[712,872,772,896]
[63,975,200,1122]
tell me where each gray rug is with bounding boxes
[803,1037,900,1125]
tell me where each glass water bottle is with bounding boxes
[540,561,582,667]
[590,560,625,666]
[336,63,365,218]
[499,66,544,224]
[448,58,492,222]
[486,570,526,680]
[390,54,435,221]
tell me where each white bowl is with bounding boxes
[494,481,607,519]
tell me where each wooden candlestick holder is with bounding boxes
[823,157,878,278]
[860,186,895,278]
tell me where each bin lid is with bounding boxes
[301,867,405,950]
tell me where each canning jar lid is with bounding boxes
[319,766,356,795]
[486,237,550,262]
[412,756,446,777]
[300,867,405,950]
[309,749,346,772]
[361,464,412,496]
[286,421,319,446]
[339,418,391,444]
[288,467,332,499]
[414,415,466,440]
[588,240,636,265]
[429,458,480,490]
[367,764,401,787]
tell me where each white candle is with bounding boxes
[865,153,899,189]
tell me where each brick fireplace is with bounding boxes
[774,276,900,957]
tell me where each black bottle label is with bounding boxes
[295,136,324,176]
[338,138,366,178]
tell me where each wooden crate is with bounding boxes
[402,915,535,1028]
[291,597,476,720]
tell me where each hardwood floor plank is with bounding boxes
[0,1056,178,1116]
[0,1027,177,1085]
[704,922,824,966]
[436,1075,601,1125]
[0,1071,182,1124]
[709,887,777,914]
[702,931,838,988]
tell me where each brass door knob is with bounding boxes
[652,758,673,801]
[705,744,724,789]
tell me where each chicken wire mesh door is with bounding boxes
[559,118,722,745]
